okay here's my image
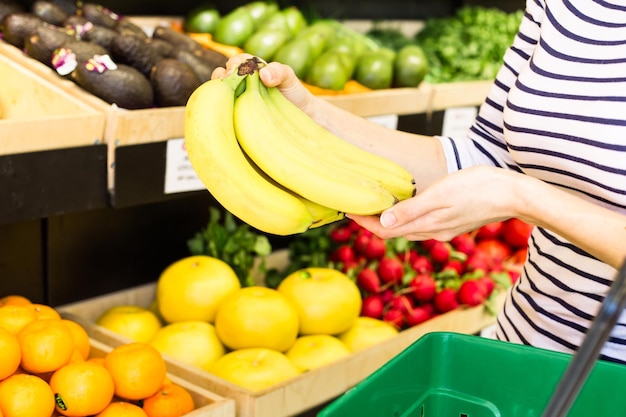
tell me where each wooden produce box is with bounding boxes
[0,40,184,189]
[0,52,105,155]
[59,250,506,417]
[88,338,235,417]
[429,79,492,112]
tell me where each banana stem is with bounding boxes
[237,56,267,76]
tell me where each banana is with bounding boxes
[264,83,416,201]
[233,68,397,215]
[300,199,346,228]
[184,69,315,236]
[242,147,346,228]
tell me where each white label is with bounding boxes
[441,106,478,138]
[164,138,205,194]
[367,114,399,130]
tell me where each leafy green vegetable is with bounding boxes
[264,222,339,288]
[416,6,523,83]
[188,207,272,287]
[366,25,419,51]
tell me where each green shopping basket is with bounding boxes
[318,331,626,417]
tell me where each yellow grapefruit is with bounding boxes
[277,268,362,335]
[149,320,225,371]
[210,348,300,392]
[96,305,162,343]
[214,286,299,352]
[156,255,240,323]
[337,317,399,352]
[285,334,351,372]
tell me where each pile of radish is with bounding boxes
[323,218,533,330]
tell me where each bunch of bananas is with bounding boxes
[184,57,415,236]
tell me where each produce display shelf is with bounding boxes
[0,52,105,155]
[0,26,492,212]
[0,52,109,223]
[89,338,236,417]
[58,250,506,417]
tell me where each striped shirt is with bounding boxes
[437,0,626,363]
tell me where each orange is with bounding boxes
[17,318,75,374]
[0,295,31,307]
[104,343,167,401]
[30,304,61,321]
[0,305,37,334]
[0,329,20,380]
[142,383,195,417]
[49,361,115,417]
[0,373,55,417]
[87,357,105,366]
[61,320,91,361]
[96,401,148,417]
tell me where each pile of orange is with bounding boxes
[0,294,196,417]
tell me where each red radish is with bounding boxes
[380,288,395,304]
[408,274,437,303]
[476,239,512,265]
[476,222,503,240]
[442,259,464,275]
[363,235,386,260]
[422,239,437,251]
[476,276,495,297]
[377,256,405,284]
[341,259,360,274]
[353,231,371,254]
[397,249,419,265]
[356,267,381,293]
[411,255,434,274]
[457,280,487,307]
[429,241,451,264]
[434,288,459,313]
[383,308,404,329]
[510,247,528,265]
[465,250,491,273]
[361,294,384,319]
[502,218,533,248]
[332,245,355,264]
[389,294,413,314]
[450,233,476,255]
[507,268,521,284]
[405,304,434,327]
[329,226,353,244]
[346,219,362,233]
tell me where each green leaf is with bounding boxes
[187,207,273,287]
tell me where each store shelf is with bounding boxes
[0,29,492,217]
[0,145,108,224]
[111,141,206,207]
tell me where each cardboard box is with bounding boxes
[0,53,105,155]
[88,338,235,417]
[59,250,506,417]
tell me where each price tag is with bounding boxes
[367,114,399,130]
[164,138,205,194]
[441,106,478,137]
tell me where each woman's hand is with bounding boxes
[349,165,525,241]
[211,54,316,114]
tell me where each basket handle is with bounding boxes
[541,257,626,417]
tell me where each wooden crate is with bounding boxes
[59,250,506,417]
[88,338,235,417]
[0,40,184,189]
[0,53,105,155]
[429,79,492,112]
